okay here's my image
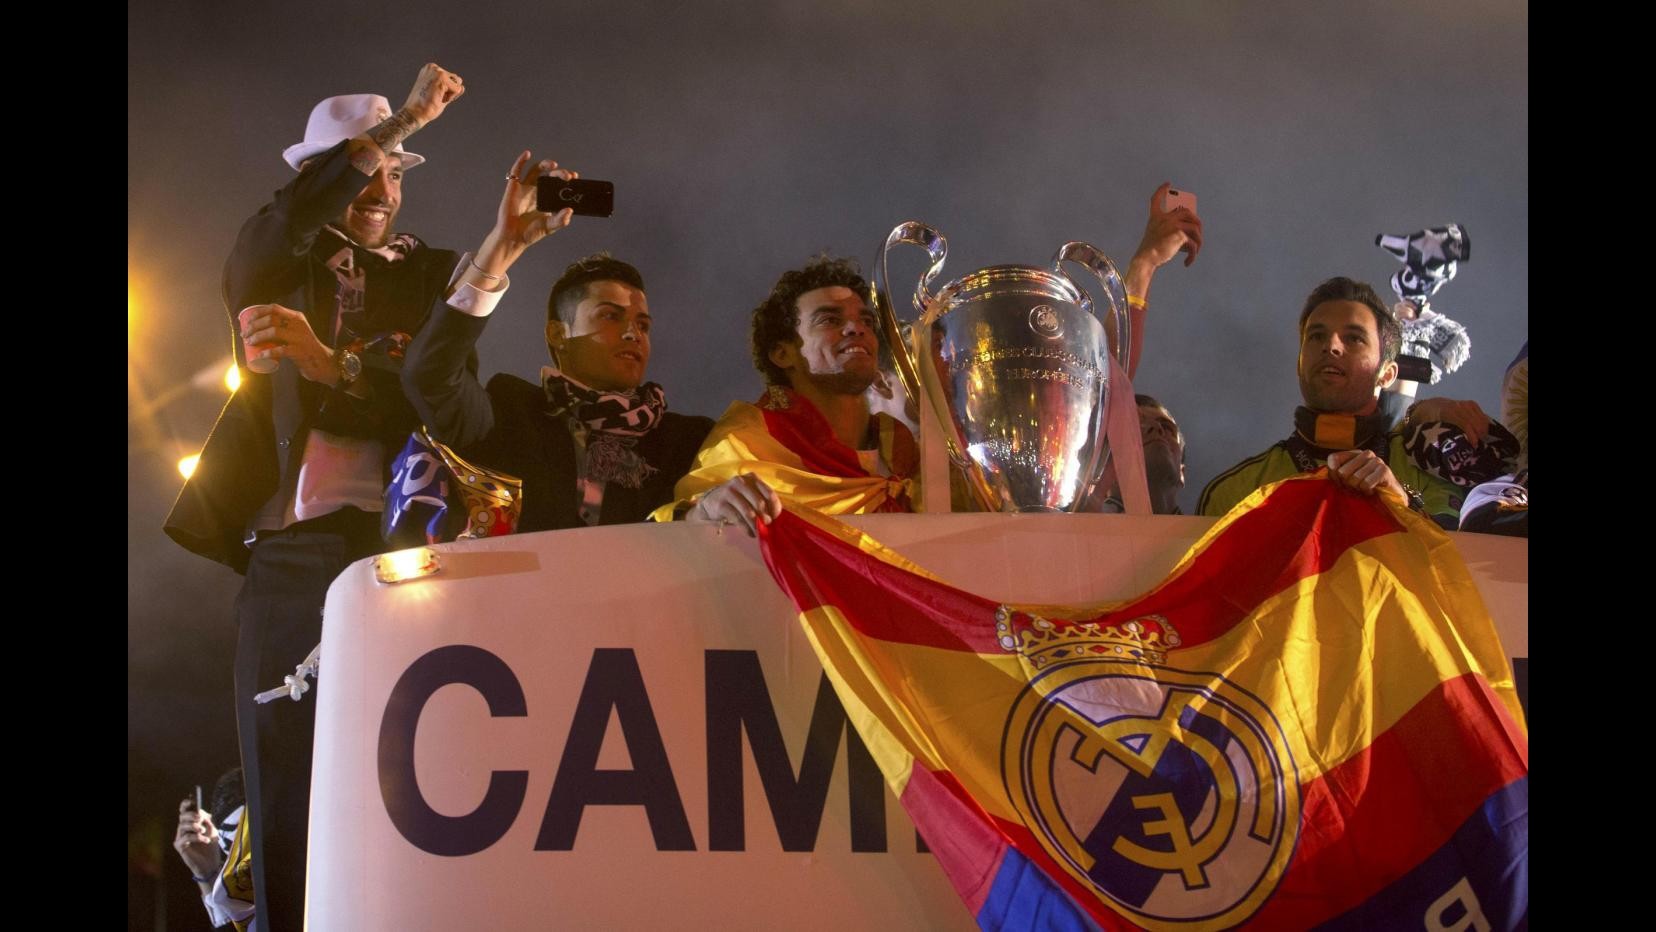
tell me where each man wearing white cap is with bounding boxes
[165,62,466,931]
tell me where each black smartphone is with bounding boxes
[537,177,615,217]
[192,784,203,811]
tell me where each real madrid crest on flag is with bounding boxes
[758,475,1527,931]
[995,609,1299,929]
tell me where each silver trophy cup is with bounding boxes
[875,222,1130,513]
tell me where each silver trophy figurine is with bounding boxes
[875,221,1131,513]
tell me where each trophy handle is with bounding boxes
[873,222,949,415]
[1051,241,1131,374]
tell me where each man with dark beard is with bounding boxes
[165,63,466,931]
[1198,277,1463,526]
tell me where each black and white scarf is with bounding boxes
[541,367,667,489]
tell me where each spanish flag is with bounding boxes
[651,390,917,522]
[757,475,1527,930]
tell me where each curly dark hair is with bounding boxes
[1297,277,1402,365]
[751,256,870,386]
[548,253,646,327]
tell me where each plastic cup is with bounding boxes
[238,305,281,374]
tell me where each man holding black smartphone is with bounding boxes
[164,63,466,931]
[402,152,713,530]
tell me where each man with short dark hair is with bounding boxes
[1083,393,1188,515]
[403,152,712,531]
[164,63,467,931]
[1198,276,1464,525]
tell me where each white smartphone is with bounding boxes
[1164,187,1197,215]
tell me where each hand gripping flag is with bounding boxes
[757,475,1527,931]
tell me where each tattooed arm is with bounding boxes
[347,62,466,176]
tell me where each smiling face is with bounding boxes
[339,155,403,247]
[1297,300,1398,414]
[546,280,652,391]
[769,286,880,396]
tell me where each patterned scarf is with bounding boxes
[1402,416,1521,489]
[1397,307,1471,385]
[541,367,668,489]
[1376,224,1469,305]
[319,224,419,343]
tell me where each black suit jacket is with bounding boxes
[164,141,458,572]
[404,304,713,531]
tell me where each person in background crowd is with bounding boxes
[1082,394,1189,515]
[1459,341,1528,537]
[173,769,256,931]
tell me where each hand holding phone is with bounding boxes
[537,177,615,218]
[1135,183,1205,271]
[175,786,222,876]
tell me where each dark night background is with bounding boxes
[128,1,1526,926]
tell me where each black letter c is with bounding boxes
[378,645,529,856]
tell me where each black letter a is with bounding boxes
[536,649,695,851]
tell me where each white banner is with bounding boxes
[309,514,1527,930]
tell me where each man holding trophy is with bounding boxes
[661,185,1203,531]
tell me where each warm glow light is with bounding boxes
[374,547,442,584]
[178,454,201,479]
[225,364,242,392]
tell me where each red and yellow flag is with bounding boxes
[757,475,1527,930]
[652,390,916,521]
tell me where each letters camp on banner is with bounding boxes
[377,645,930,856]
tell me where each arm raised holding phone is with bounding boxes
[1121,181,1205,377]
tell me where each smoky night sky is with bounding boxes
[127,0,1525,919]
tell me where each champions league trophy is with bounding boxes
[875,222,1134,513]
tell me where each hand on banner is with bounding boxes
[690,474,783,537]
[1407,396,1494,447]
[173,798,224,887]
[1326,449,1407,502]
